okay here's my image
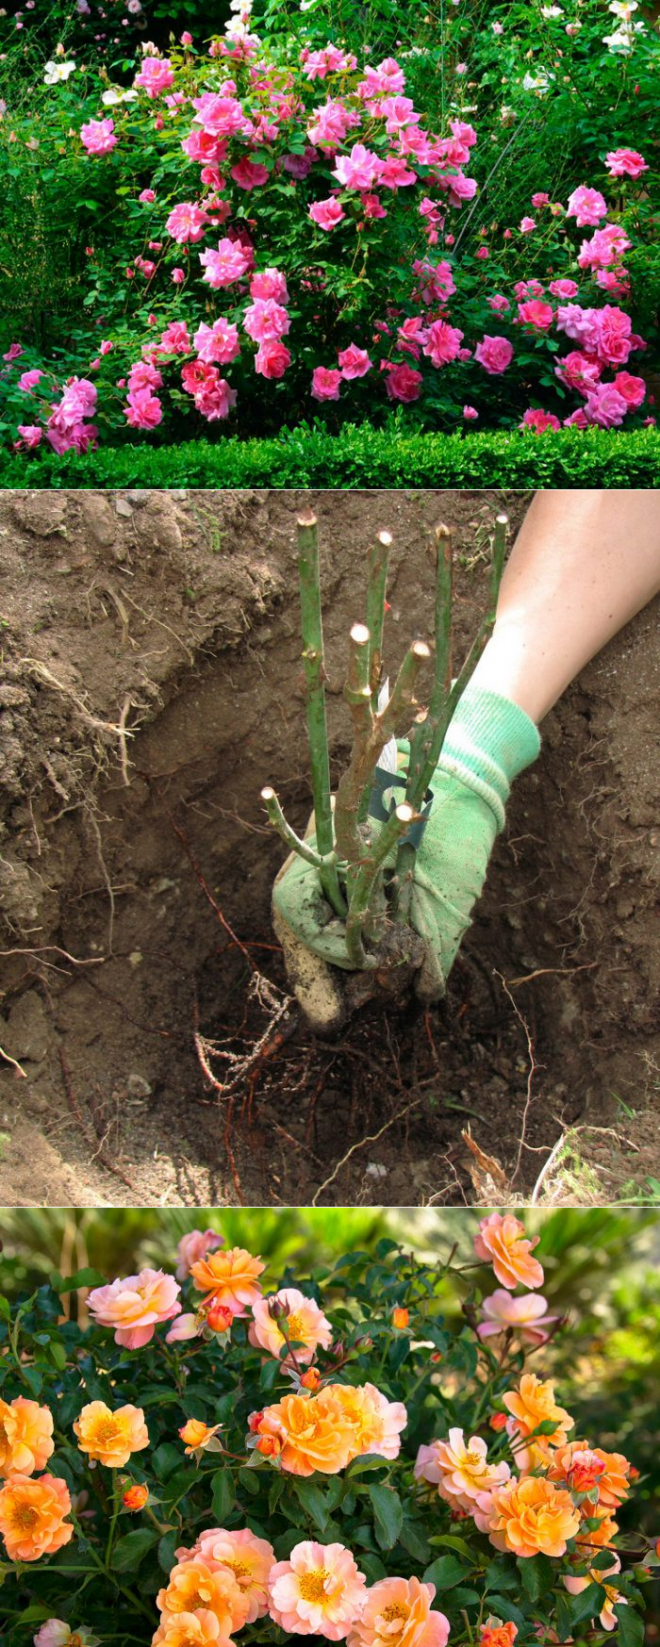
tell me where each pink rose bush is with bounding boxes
[0,1215,652,1647]
[0,0,656,453]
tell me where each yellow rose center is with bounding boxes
[13,1502,39,1531]
[298,1568,328,1603]
[286,1312,305,1341]
[94,1418,124,1445]
[380,1604,408,1626]
[224,1558,252,1582]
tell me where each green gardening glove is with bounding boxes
[272,685,541,1030]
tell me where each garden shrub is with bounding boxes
[0,1212,656,1647]
[0,425,657,488]
[0,0,658,458]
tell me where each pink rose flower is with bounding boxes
[338,345,372,379]
[243,299,290,344]
[18,369,43,391]
[17,425,43,447]
[159,321,191,354]
[332,143,383,191]
[194,317,241,365]
[231,157,269,190]
[423,319,464,368]
[165,1312,200,1343]
[3,343,23,361]
[606,148,648,179]
[566,185,607,227]
[124,390,162,431]
[192,92,251,139]
[548,278,579,299]
[517,300,554,331]
[487,295,510,313]
[463,405,478,420]
[309,197,345,230]
[519,216,536,233]
[474,335,514,375]
[312,366,343,401]
[171,268,185,284]
[199,236,251,289]
[613,370,645,409]
[531,192,550,207]
[596,305,633,366]
[250,267,289,303]
[134,56,175,97]
[87,1268,181,1347]
[554,351,602,395]
[478,1290,559,1341]
[584,382,629,428]
[255,340,292,378]
[166,202,208,244]
[80,118,116,155]
[385,363,423,402]
[139,188,156,203]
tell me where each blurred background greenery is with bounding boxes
[1,1207,659,1609]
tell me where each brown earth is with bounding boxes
[0,487,658,1208]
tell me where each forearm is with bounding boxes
[472,490,660,722]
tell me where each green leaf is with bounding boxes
[399,1520,432,1563]
[423,1554,470,1590]
[294,1479,330,1533]
[21,1365,43,1398]
[158,1531,180,1575]
[565,1581,607,1628]
[517,1552,555,1601]
[238,1467,261,1496]
[50,1268,106,1293]
[348,1453,389,1475]
[615,1605,644,1647]
[212,1469,235,1523]
[113,1529,159,1572]
[369,1484,403,1551]
[427,1534,474,1558]
[151,1443,185,1482]
[485,1597,526,1628]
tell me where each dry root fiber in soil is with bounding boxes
[0,488,659,1208]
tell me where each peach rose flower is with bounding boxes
[73,1401,149,1468]
[33,1624,74,1647]
[157,1559,249,1632]
[167,1314,202,1345]
[330,1383,407,1462]
[477,1475,580,1558]
[0,1396,54,1477]
[502,1374,573,1467]
[268,1539,367,1638]
[414,1429,510,1510]
[0,1472,74,1562]
[249,1288,333,1366]
[181,1527,275,1622]
[477,1292,558,1346]
[574,1512,619,1553]
[474,1214,544,1291]
[590,1448,631,1511]
[565,1557,625,1631]
[176,1229,224,1281]
[348,1577,450,1647]
[256,1390,356,1477]
[179,1419,223,1457]
[87,1268,182,1349]
[152,1610,229,1647]
[190,1247,265,1317]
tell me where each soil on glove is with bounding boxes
[0,487,658,1208]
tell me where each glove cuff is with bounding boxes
[438,684,541,831]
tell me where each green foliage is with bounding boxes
[0,424,658,488]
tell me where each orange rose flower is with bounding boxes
[256,1390,356,1477]
[479,1475,580,1559]
[392,1309,409,1330]
[574,1512,619,1553]
[502,1374,573,1464]
[331,1383,407,1462]
[481,1621,518,1647]
[0,1472,74,1562]
[179,1420,223,1457]
[153,1611,229,1647]
[474,1214,544,1291]
[73,1401,149,1468]
[591,1449,632,1511]
[157,1559,249,1633]
[190,1247,265,1316]
[123,1483,149,1511]
[0,1396,54,1477]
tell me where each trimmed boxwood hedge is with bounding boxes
[0,426,658,489]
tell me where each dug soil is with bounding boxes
[0,488,658,1208]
